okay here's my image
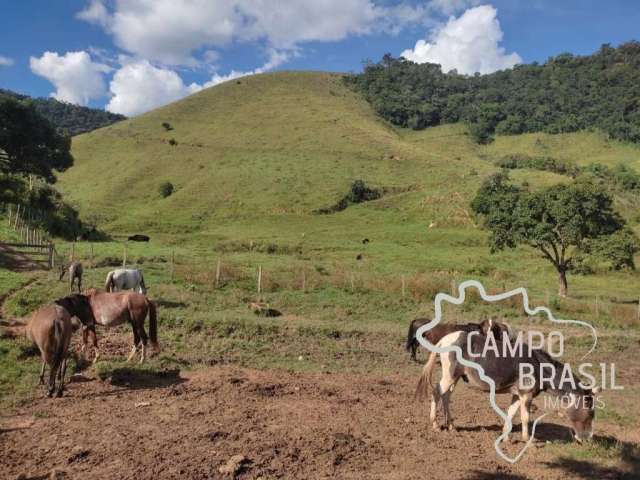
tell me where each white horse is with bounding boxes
[105,268,147,295]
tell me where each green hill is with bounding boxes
[57,71,640,302]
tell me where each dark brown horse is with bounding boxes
[405,318,510,361]
[26,294,95,397]
[82,289,159,363]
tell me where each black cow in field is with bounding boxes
[128,234,150,242]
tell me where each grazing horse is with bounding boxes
[416,328,598,443]
[405,318,511,361]
[25,294,95,397]
[59,261,83,293]
[82,289,158,363]
[105,268,147,295]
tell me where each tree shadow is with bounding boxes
[155,299,187,309]
[465,471,531,480]
[544,434,640,480]
[107,367,186,390]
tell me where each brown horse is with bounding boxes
[59,262,83,293]
[82,289,159,363]
[25,294,95,397]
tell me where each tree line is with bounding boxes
[346,42,640,144]
[0,89,125,137]
[0,92,87,239]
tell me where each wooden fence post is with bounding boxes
[257,265,262,294]
[122,242,128,268]
[90,243,94,269]
[47,244,54,270]
[7,205,11,227]
[215,257,221,288]
[302,270,306,292]
[169,250,175,281]
[595,296,599,318]
[13,204,20,229]
[70,242,75,262]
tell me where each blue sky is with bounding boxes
[1,1,639,116]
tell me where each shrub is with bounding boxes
[162,122,173,131]
[159,181,174,198]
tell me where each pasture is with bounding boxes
[2,72,640,478]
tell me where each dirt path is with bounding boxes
[2,365,637,480]
[0,243,47,273]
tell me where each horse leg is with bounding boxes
[78,275,82,293]
[38,361,46,385]
[127,326,140,362]
[503,394,521,442]
[56,357,68,397]
[47,363,57,397]
[440,376,460,431]
[519,392,533,441]
[137,322,149,364]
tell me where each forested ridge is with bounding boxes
[0,89,125,136]
[346,42,640,144]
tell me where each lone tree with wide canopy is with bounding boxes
[471,173,629,297]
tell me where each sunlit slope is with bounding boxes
[60,71,640,240]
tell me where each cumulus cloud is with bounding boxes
[30,51,110,105]
[76,0,110,27]
[106,60,200,116]
[201,48,293,89]
[77,0,431,66]
[429,0,480,15]
[0,55,14,66]
[401,5,521,75]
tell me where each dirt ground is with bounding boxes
[2,359,639,480]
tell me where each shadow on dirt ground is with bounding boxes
[544,434,640,479]
[107,367,186,390]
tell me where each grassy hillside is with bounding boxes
[56,71,640,315]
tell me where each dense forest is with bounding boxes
[0,89,125,136]
[346,42,640,144]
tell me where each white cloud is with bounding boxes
[401,5,521,75]
[76,0,110,27]
[429,0,480,15]
[106,60,200,116]
[201,48,293,89]
[77,0,430,66]
[0,55,14,66]
[29,51,110,105]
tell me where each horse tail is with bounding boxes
[51,316,67,377]
[406,320,417,352]
[148,300,159,351]
[105,271,114,292]
[415,348,439,401]
[139,271,147,294]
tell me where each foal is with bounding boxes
[59,261,83,293]
[26,295,94,397]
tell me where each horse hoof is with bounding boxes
[447,424,456,432]
[56,390,63,398]
[431,422,440,430]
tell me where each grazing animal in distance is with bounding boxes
[59,261,83,293]
[362,238,370,245]
[25,295,95,397]
[128,234,150,242]
[82,289,159,363]
[405,317,510,361]
[105,268,147,294]
[417,330,598,443]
